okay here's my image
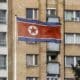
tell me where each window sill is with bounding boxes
[65,20,80,22]
[65,43,80,45]
[26,65,39,68]
[65,67,73,69]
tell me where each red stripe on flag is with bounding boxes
[17,21,61,40]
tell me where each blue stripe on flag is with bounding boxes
[17,17,61,26]
[18,37,61,43]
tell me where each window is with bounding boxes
[65,33,80,44]
[0,55,6,69]
[65,34,74,44]
[47,76,58,80]
[65,56,80,67]
[26,8,38,20]
[65,56,74,67]
[47,9,56,17]
[76,57,80,64]
[65,10,80,21]
[76,34,80,44]
[26,54,38,66]
[0,0,6,2]
[65,11,74,21]
[65,78,75,80]
[0,32,6,46]
[26,77,38,80]
[0,10,6,24]
[47,55,57,62]
[0,78,6,80]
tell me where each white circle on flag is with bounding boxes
[28,25,38,36]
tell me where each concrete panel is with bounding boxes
[65,45,80,56]
[47,0,56,8]
[65,68,74,78]
[65,0,80,10]
[65,22,80,33]
[13,0,39,17]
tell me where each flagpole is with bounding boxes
[13,15,17,80]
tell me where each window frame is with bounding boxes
[65,78,75,80]
[0,55,6,69]
[65,56,75,67]
[26,54,38,66]
[0,32,6,46]
[0,10,6,24]
[65,33,80,44]
[26,77,38,80]
[65,56,80,68]
[26,8,38,20]
[47,76,58,80]
[47,55,58,62]
[65,10,80,22]
[47,8,56,17]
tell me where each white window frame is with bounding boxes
[65,56,74,67]
[65,56,80,67]
[65,33,80,44]
[47,76,58,80]
[47,8,56,16]
[65,10,80,21]
[65,34,74,44]
[76,34,80,44]
[26,8,38,20]
[33,9,38,20]
[26,77,38,80]
[26,54,38,66]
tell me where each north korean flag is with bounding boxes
[17,17,61,43]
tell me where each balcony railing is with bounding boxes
[47,42,60,52]
[47,62,60,75]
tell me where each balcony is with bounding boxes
[0,69,7,77]
[0,47,7,55]
[0,3,7,9]
[47,42,60,52]
[47,16,60,53]
[47,62,60,75]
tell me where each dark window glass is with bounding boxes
[26,8,33,19]
[0,55,6,69]
[0,32,6,46]
[26,8,38,20]
[65,56,74,67]
[26,77,38,80]
[0,10,6,24]
[0,0,6,2]
[65,78,75,80]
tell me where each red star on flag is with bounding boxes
[30,26,37,34]
[28,25,38,36]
